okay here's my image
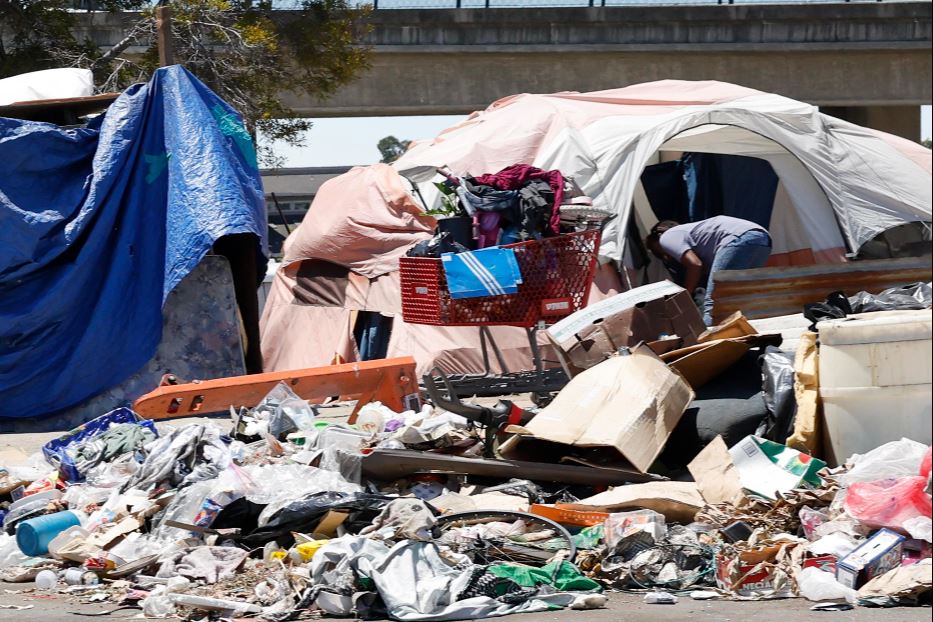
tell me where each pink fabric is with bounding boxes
[473,164,563,235]
[475,211,501,248]
[550,80,762,107]
[282,164,435,278]
[396,81,766,179]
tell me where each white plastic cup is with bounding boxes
[35,569,58,590]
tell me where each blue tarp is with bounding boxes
[0,66,267,419]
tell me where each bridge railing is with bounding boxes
[365,0,892,8]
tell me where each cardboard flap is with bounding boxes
[688,436,746,506]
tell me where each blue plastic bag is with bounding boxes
[442,247,523,299]
[42,408,157,482]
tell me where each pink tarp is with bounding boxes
[395,80,931,268]
[280,164,435,278]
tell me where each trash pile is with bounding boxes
[1,392,614,620]
[1,386,931,618]
[1,288,930,619]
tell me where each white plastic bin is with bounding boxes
[818,310,932,465]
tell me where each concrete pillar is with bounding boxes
[822,105,922,142]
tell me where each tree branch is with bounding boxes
[91,20,150,69]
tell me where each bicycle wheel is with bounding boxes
[433,510,576,567]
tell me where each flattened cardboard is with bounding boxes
[545,281,705,376]
[564,480,704,523]
[499,345,694,473]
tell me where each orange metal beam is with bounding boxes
[133,357,420,422]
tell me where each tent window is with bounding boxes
[640,153,779,228]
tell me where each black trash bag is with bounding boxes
[849,282,932,313]
[756,347,797,444]
[803,290,852,331]
[237,491,390,549]
[804,283,932,332]
[406,231,470,258]
[211,497,264,535]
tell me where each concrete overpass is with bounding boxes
[81,3,932,139]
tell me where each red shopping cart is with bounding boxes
[399,227,603,402]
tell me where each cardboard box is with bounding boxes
[545,281,705,376]
[727,435,826,501]
[499,344,694,473]
[697,311,757,343]
[660,333,782,390]
[836,528,905,589]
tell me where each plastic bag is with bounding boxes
[807,532,859,559]
[799,506,830,541]
[84,453,139,488]
[604,510,666,547]
[840,438,929,486]
[0,533,33,569]
[757,347,797,444]
[253,382,317,434]
[62,484,112,513]
[903,516,933,543]
[844,476,932,532]
[238,492,389,548]
[141,576,190,618]
[848,282,932,313]
[796,567,857,603]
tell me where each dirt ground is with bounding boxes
[0,582,927,622]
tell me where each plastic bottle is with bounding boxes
[62,567,99,585]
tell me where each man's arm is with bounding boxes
[680,249,704,294]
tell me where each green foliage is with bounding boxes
[1,0,372,165]
[377,134,411,163]
[423,181,461,217]
[923,138,932,150]
[0,0,138,77]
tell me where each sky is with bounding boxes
[261,105,932,168]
